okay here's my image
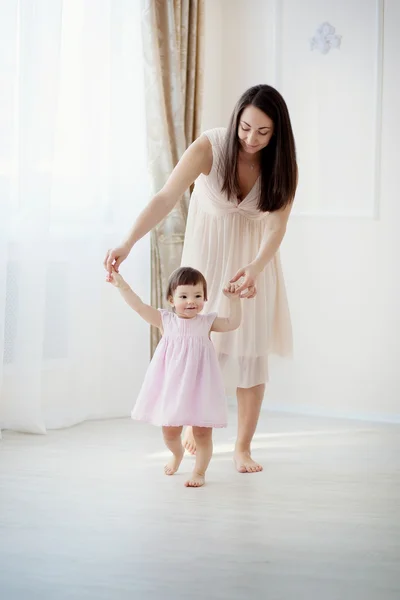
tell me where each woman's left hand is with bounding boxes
[229,262,261,299]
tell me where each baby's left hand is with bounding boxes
[222,283,240,298]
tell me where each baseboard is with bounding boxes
[263,403,400,425]
[227,395,400,424]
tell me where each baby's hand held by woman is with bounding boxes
[104,243,131,275]
[230,263,261,299]
[222,283,240,298]
[106,269,127,289]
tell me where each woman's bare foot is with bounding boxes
[184,471,205,487]
[182,426,196,455]
[164,447,184,476]
[234,451,263,474]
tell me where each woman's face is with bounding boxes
[237,105,274,155]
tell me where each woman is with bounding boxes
[104,84,297,474]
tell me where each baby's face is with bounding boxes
[170,284,205,318]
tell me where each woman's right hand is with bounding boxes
[104,243,131,275]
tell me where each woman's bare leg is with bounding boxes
[234,384,265,473]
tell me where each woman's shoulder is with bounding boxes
[201,127,227,148]
[200,128,227,173]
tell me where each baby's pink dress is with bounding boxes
[131,309,227,428]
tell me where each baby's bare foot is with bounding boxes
[164,447,184,476]
[184,471,205,488]
[182,427,196,455]
[234,451,263,474]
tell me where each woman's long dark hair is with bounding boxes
[220,84,297,212]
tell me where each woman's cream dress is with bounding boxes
[181,128,292,392]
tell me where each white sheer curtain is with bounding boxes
[0,0,150,435]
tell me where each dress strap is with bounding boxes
[202,127,226,148]
[202,128,226,173]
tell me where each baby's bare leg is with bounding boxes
[182,426,196,455]
[162,426,184,475]
[185,427,213,487]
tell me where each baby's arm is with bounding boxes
[107,270,162,329]
[211,284,242,333]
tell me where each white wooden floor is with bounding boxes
[0,410,399,600]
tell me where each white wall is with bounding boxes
[203,0,400,422]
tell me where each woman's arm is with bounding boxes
[253,166,298,273]
[230,201,294,297]
[252,201,293,272]
[107,270,162,329]
[104,135,213,274]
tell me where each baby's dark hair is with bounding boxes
[166,267,208,301]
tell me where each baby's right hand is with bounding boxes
[106,269,127,289]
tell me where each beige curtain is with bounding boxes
[141,0,205,354]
